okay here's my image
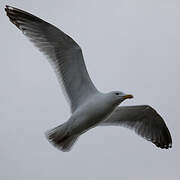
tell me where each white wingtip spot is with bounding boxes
[23,31,27,35]
[7,6,14,10]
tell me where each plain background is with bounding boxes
[1,0,179,179]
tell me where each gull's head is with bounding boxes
[107,91,133,105]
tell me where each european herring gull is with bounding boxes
[5,5,172,152]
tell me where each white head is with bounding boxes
[106,91,133,106]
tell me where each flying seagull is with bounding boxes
[5,5,172,152]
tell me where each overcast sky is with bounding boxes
[0,0,180,179]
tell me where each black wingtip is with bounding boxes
[5,5,9,13]
[154,127,172,149]
[5,5,44,28]
[155,142,172,149]
[5,5,15,12]
[5,5,23,12]
[5,5,21,29]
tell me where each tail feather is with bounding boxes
[45,124,79,152]
[59,135,79,151]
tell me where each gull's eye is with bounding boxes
[115,92,119,95]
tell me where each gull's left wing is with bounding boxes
[5,5,98,112]
[100,105,172,149]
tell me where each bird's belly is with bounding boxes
[69,103,115,135]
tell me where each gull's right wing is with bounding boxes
[100,105,172,149]
[5,5,98,112]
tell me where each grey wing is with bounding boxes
[100,105,172,149]
[5,5,97,112]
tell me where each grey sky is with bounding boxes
[0,0,179,179]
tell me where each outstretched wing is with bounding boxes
[5,5,97,112]
[100,105,172,149]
